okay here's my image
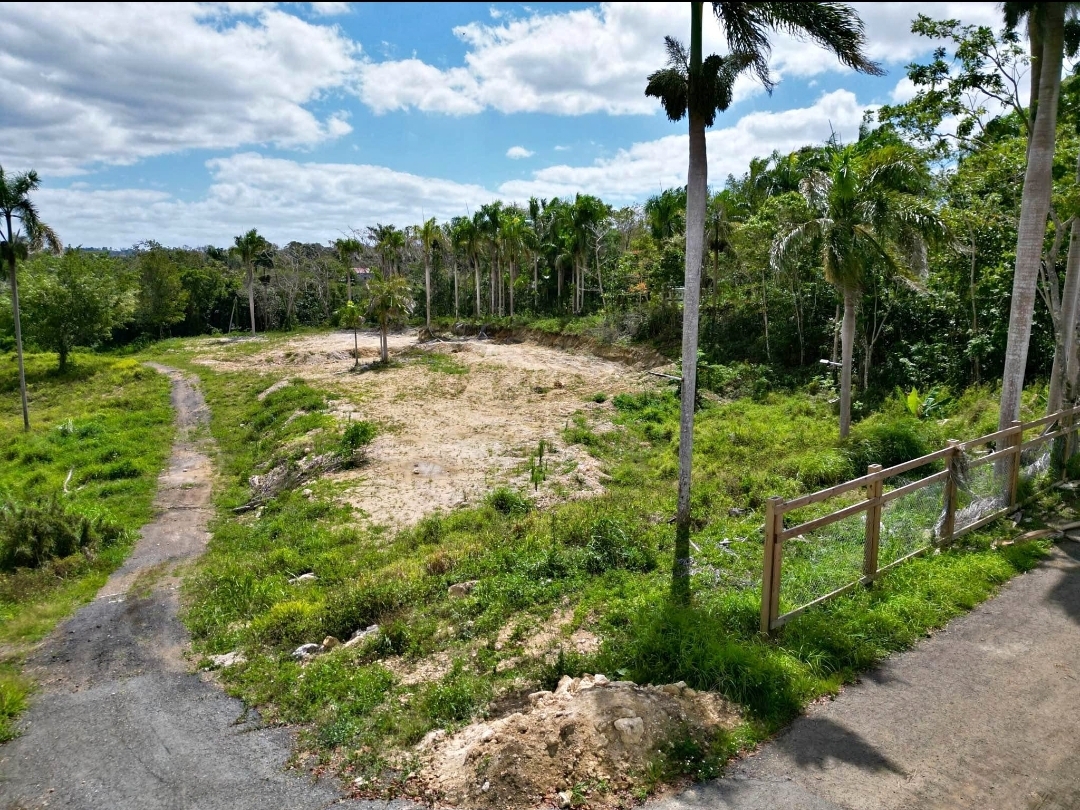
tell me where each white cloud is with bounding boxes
[356,2,1000,117]
[0,3,363,175]
[554,145,571,152]
[308,1,351,15]
[499,90,870,202]
[37,153,493,248]
[506,146,535,159]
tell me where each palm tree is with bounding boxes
[998,3,1077,429]
[338,299,363,368]
[772,143,947,437]
[418,217,443,332]
[370,224,406,276]
[0,167,61,431]
[646,1,880,605]
[480,202,503,316]
[644,187,686,242]
[334,236,362,301]
[500,210,528,321]
[231,229,271,336]
[366,271,414,363]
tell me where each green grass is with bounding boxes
[154,332,1057,803]
[0,351,175,734]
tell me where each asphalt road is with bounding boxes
[649,540,1080,810]
[0,366,405,810]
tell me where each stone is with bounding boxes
[321,635,341,650]
[447,580,479,598]
[658,684,682,696]
[557,790,573,808]
[593,673,609,685]
[479,727,495,742]
[528,690,552,704]
[288,572,317,585]
[613,716,644,744]
[343,624,380,648]
[292,643,322,661]
[208,651,246,669]
[481,780,490,793]
[302,488,313,497]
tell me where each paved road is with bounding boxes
[650,541,1080,810]
[0,366,403,810]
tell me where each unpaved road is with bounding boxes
[0,366,401,810]
[650,541,1080,810]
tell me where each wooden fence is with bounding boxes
[760,404,1080,634]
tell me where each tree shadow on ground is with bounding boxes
[771,716,906,776]
[1045,540,1080,626]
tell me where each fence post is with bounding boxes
[1007,419,1023,508]
[863,464,883,580]
[940,439,961,545]
[760,496,784,635]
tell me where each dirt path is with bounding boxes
[0,366,402,810]
[649,541,1080,810]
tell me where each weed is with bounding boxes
[487,487,532,516]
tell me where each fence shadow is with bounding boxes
[771,716,906,776]
[1045,540,1080,626]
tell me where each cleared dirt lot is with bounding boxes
[193,329,666,529]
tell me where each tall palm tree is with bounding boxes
[500,211,528,321]
[334,236,362,302]
[772,143,947,437]
[231,229,271,336]
[998,3,1078,429]
[644,187,686,242]
[366,271,414,363]
[418,217,443,331]
[646,1,880,605]
[480,202,504,316]
[0,167,61,431]
[370,224,406,276]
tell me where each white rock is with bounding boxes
[344,624,380,648]
[557,790,573,808]
[302,488,314,497]
[593,673,609,685]
[480,780,490,793]
[292,643,322,661]
[479,727,495,742]
[288,572,317,585]
[613,716,645,744]
[321,636,341,650]
[555,675,574,695]
[209,651,247,669]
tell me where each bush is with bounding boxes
[0,497,127,571]
[845,414,930,473]
[341,420,377,454]
[584,517,655,574]
[487,487,532,516]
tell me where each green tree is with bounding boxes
[772,143,947,437]
[231,229,272,336]
[135,243,188,338]
[646,1,880,603]
[418,217,444,331]
[366,271,414,363]
[20,250,134,371]
[334,237,362,302]
[338,299,363,367]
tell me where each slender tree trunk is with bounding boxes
[490,254,496,318]
[347,270,352,302]
[760,266,770,361]
[424,255,432,331]
[533,255,539,311]
[557,263,563,306]
[380,320,388,363]
[840,286,856,439]
[509,260,515,321]
[969,224,980,384]
[673,1,706,606]
[247,266,257,336]
[474,257,482,316]
[454,262,460,319]
[831,303,841,365]
[353,327,359,368]
[5,217,30,430]
[1049,213,1080,413]
[1000,4,1064,431]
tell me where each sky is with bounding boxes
[0,1,1004,248]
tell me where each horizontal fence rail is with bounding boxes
[760,404,1080,634]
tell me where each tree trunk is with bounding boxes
[1048,214,1080,413]
[969,223,980,384]
[5,219,30,430]
[1029,9,1044,124]
[247,265,257,336]
[673,1,706,607]
[380,320,388,363]
[509,260,515,321]
[424,255,432,331]
[490,254,496,318]
[831,303,841,365]
[353,327,359,368]
[999,4,1064,431]
[533,256,539,310]
[454,262,460,319]
[840,286,857,439]
[474,257,482,316]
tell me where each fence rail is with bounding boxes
[760,404,1080,634]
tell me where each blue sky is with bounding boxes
[1,2,1001,247]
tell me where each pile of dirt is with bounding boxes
[415,674,739,809]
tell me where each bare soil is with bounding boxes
[192,329,665,529]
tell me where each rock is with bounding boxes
[528,690,552,704]
[343,624,380,648]
[658,684,682,696]
[557,790,573,808]
[302,488,313,497]
[208,651,247,669]
[613,716,645,744]
[479,727,495,742]
[447,580,479,599]
[593,673,609,685]
[418,729,447,750]
[292,643,322,661]
[481,780,490,793]
[321,635,341,650]
[288,572,317,585]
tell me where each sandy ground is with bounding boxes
[193,330,665,529]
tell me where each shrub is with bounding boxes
[584,517,655,574]
[341,420,377,454]
[250,599,321,647]
[487,487,532,516]
[0,497,127,571]
[846,414,930,473]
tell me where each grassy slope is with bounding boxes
[0,352,175,740]
[159,333,1055,802]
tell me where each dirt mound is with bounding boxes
[416,674,739,809]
